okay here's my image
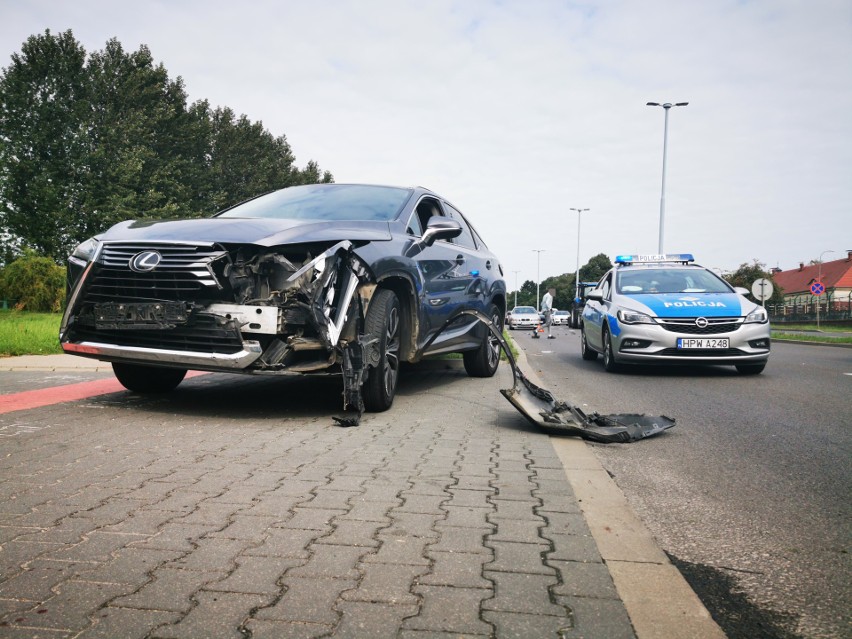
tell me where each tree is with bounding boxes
[724,260,784,304]
[0,30,336,262]
[84,39,208,230]
[0,250,65,311]
[579,253,612,283]
[0,29,91,260]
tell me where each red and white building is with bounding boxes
[769,250,852,319]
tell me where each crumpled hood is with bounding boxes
[628,293,748,317]
[96,217,393,247]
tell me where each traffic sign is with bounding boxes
[751,278,774,301]
[810,280,825,296]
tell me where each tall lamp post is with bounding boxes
[569,208,589,302]
[816,250,836,329]
[532,250,545,309]
[511,270,520,308]
[647,101,688,253]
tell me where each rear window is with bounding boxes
[217,184,413,221]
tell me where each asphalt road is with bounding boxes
[515,327,851,639]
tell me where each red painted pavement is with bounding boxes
[0,371,208,415]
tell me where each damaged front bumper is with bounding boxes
[426,310,675,443]
[60,239,377,405]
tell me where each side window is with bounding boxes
[415,197,443,234]
[443,204,476,249]
[406,211,424,236]
[600,273,612,300]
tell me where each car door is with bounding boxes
[407,197,476,340]
[582,271,612,351]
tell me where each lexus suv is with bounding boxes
[61,184,506,413]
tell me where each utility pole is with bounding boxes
[532,250,545,310]
[647,101,688,253]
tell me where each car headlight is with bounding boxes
[744,307,768,324]
[71,238,100,263]
[617,309,655,324]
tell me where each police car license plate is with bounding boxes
[677,338,729,349]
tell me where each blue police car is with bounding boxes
[580,254,770,374]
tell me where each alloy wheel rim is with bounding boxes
[384,306,400,394]
[487,313,501,368]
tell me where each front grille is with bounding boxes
[84,242,228,303]
[68,315,244,355]
[657,317,743,334]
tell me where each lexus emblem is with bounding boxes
[129,251,162,272]
[695,317,709,329]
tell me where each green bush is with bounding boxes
[0,251,66,312]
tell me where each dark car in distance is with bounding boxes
[61,184,507,414]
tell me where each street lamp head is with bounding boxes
[648,101,689,109]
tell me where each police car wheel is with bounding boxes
[580,327,598,360]
[602,327,620,372]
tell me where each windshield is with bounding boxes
[616,268,732,295]
[513,307,537,314]
[217,184,414,221]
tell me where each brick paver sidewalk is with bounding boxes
[0,362,634,638]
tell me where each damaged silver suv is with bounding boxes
[61,184,506,418]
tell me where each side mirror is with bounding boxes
[586,289,603,301]
[734,287,749,296]
[421,217,462,247]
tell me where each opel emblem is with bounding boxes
[129,251,162,272]
[695,317,709,329]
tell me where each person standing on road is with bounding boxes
[541,287,556,339]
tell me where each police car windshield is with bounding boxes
[616,268,732,295]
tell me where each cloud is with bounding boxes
[1,0,850,284]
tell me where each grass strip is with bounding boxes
[0,310,63,356]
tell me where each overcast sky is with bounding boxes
[2,0,850,286]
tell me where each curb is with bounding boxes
[771,338,852,349]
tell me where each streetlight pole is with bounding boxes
[647,101,688,253]
[569,208,589,302]
[816,250,836,329]
[511,270,520,308]
[532,250,545,310]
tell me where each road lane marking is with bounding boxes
[0,372,207,415]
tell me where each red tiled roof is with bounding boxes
[773,255,852,295]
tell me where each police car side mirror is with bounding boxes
[734,287,749,295]
[586,289,603,301]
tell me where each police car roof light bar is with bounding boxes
[615,253,695,266]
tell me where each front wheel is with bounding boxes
[463,304,502,378]
[602,326,620,372]
[363,288,402,412]
[112,363,187,393]
[735,363,766,375]
[580,326,598,361]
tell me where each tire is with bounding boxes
[735,363,766,375]
[602,326,620,372]
[463,304,502,378]
[580,325,598,361]
[112,363,187,393]
[363,288,402,412]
